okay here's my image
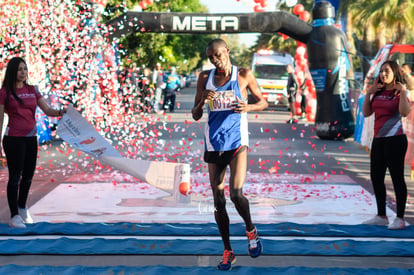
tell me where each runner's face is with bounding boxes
[379,64,394,85]
[16,62,28,83]
[206,45,229,70]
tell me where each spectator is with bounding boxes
[286,64,299,123]
[362,60,411,230]
[162,67,181,112]
[152,63,165,113]
[401,63,414,101]
[138,67,153,113]
[0,57,67,228]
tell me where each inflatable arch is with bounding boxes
[105,1,354,140]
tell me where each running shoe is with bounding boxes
[217,249,236,271]
[19,208,33,224]
[9,215,26,229]
[362,215,389,226]
[388,218,407,230]
[246,227,263,258]
[286,118,298,124]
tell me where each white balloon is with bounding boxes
[285,0,298,8]
[296,46,306,56]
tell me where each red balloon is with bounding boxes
[254,4,265,12]
[306,113,315,122]
[145,0,153,5]
[300,60,308,67]
[294,102,301,115]
[300,11,311,22]
[139,1,147,9]
[308,86,316,95]
[293,4,304,15]
[179,182,191,196]
[305,79,313,87]
[260,0,268,8]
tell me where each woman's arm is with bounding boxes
[362,92,373,117]
[397,83,411,117]
[37,98,66,117]
[0,104,5,157]
[362,83,382,117]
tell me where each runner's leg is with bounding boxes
[208,163,231,250]
[228,148,254,231]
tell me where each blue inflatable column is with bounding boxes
[306,1,354,139]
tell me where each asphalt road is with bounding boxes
[0,84,413,271]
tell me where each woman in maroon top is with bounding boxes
[0,57,67,228]
[362,60,411,230]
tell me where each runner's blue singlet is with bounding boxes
[204,65,248,152]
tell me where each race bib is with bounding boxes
[209,90,236,112]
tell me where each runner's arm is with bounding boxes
[192,71,209,121]
[240,68,268,112]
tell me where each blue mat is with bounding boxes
[1,222,414,238]
[1,238,414,256]
[0,265,413,275]
[2,222,413,256]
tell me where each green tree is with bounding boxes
[251,0,313,56]
[339,0,414,76]
[102,0,213,73]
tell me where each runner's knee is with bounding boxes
[230,188,246,205]
[214,189,226,210]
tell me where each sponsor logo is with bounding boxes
[62,119,81,136]
[316,122,330,133]
[80,137,96,145]
[172,16,239,32]
[337,53,350,112]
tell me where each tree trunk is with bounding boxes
[360,25,373,78]
[375,25,387,50]
[395,23,406,44]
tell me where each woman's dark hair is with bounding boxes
[2,57,27,106]
[376,60,404,85]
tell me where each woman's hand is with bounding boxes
[394,82,407,96]
[367,83,382,95]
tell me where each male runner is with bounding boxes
[192,38,268,270]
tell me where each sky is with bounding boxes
[198,0,261,47]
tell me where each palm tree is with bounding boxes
[339,0,414,76]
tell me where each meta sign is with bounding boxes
[172,15,239,32]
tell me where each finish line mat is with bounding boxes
[1,236,414,256]
[1,223,414,256]
[27,172,398,225]
[1,222,414,237]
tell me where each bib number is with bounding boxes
[209,90,235,112]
